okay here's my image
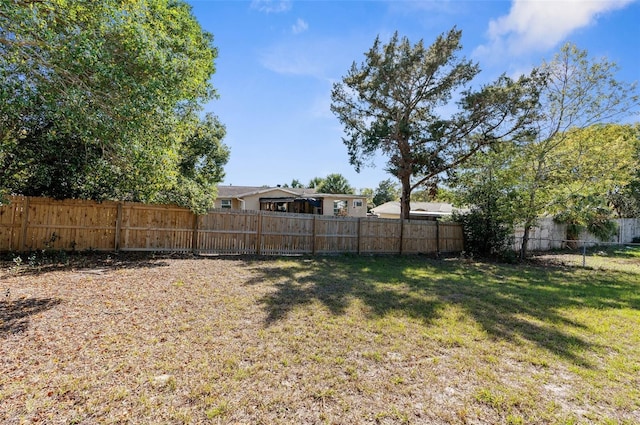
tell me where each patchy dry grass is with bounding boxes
[534,244,640,273]
[1,252,639,424]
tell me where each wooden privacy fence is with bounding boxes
[0,196,464,255]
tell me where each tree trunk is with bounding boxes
[400,175,411,220]
[520,176,539,261]
[520,223,531,260]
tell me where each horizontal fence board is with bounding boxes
[0,196,464,255]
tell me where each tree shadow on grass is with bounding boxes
[1,297,62,336]
[245,257,444,326]
[244,256,640,367]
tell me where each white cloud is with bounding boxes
[250,0,292,14]
[477,0,636,58]
[292,18,309,34]
[261,42,324,77]
[260,38,352,79]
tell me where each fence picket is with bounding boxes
[0,196,464,255]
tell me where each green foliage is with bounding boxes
[608,130,640,217]
[358,187,375,209]
[451,143,521,258]
[284,179,304,188]
[0,0,228,212]
[456,207,514,259]
[450,43,639,259]
[307,177,325,189]
[331,27,541,219]
[156,113,230,214]
[554,195,618,242]
[410,185,456,203]
[372,179,399,206]
[509,44,639,257]
[316,173,354,194]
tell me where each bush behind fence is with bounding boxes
[0,196,464,255]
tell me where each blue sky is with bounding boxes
[187,0,640,191]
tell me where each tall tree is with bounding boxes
[511,44,639,258]
[0,0,228,211]
[308,177,325,189]
[331,28,541,219]
[453,124,638,256]
[358,187,375,210]
[157,113,230,213]
[372,179,400,206]
[317,173,355,194]
[285,179,304,188]
[451,142,527,257]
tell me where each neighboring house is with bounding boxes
[214,186,367,217]
[370,201,460,220]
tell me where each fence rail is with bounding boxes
[0,196,464,255]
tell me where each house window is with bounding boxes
[220,199,231,209]
[333,200,347,216]
[353,200,363,208]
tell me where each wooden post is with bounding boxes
[399,219,404,255]
[8,196,18,251]
[256,211,263,255]
[357,217,362,255]
[114,202,123,252]
[192,213,199,255]
[20,197,30,252]
[312,215,317,255]
[436,220,440,256]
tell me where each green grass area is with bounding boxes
[534,244,640,273]
[1,252,639,423]
[253,255,640,420]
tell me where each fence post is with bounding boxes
[20,197,30,252]
[256,211,263,255]
[8,196,18,251]
[436,220,440,256]
[312,215,317,255]
[192,214,199,255]
[114,202,123,252]
[357,217,362,255]
[399,219,404,255]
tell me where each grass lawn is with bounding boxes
[534,244,640,274]
[1,250,639,424]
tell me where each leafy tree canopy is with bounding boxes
[358,187,375,209]
[508,44,639,257]
[307,177,325,189]
[450,43,639,259]
[453,123,639,256]
[372,179,399,206]
[316,173,355,194]
[0,0,229,212]
[331,27,541,219]
[282,179,304,188]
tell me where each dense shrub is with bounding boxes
[455,208,513,260]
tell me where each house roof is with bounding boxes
[217,185,317,198]
[217,185,364,199]
[370,201,457,216]
[314,193,365,199]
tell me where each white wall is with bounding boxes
[512,218,640,252]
